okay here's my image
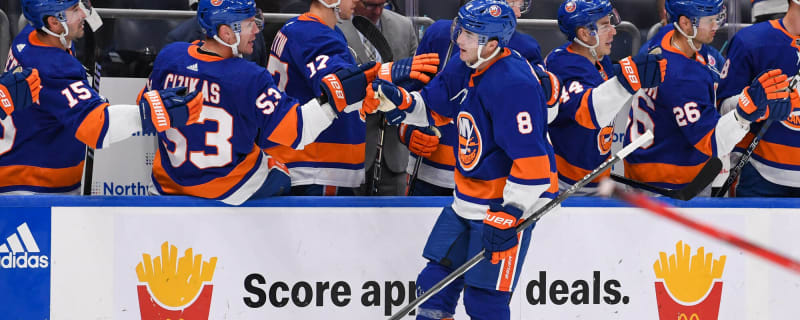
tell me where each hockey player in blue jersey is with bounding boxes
[366,1,557,318]
[547,0,666,195]
[2,0,203,194]
[266,0,438,196]
[0,67,40,119]
[716,0,800,197]
[406,0,559,196]
[623,0,794,193]
[144,0,378,204]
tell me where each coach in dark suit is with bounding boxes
[339,1,418,195]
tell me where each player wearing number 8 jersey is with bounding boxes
[145,0,376,204]
[623,0,793,192]
[364,1,555,318]
[2,0,202,194]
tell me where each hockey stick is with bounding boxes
[352,15,394,195]
[407,18,457,196]
[712,119,772,197]
[610,157,722,201]
[81,19,100,196]
[603,181,800,274]
[387,130,654,320]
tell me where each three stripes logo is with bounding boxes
[0,222,49,269]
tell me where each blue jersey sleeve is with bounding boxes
[38,60,109,148]
[419,55,467,122]
[286,27,356,98]
[246,71,310,149]
[718,34,755,101]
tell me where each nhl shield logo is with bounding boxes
[489,5,502,17]
[457,112,482,171]
[565,1,577,13]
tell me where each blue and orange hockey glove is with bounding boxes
[378,53,439,90]
[399,124,440,158]
[532,64,560,107]
[363,79,416,125]
[320,61,380,113]
[613,53,667,94]
[0,67,41,119]
[483,203,532,264]
[138,86,203,134]
[736,69,792,123]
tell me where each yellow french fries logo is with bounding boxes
[653,241,726,320]
[136,242,217,320]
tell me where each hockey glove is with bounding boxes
[483,203,530,264]
[138,87,204,134]
[363,79,416,125]
[399,124,441,158]
[533,64,560,107]
[378,53,439,89]
[613,53,667,94]
[320,61,380,113]
[0,67,41,119]
[736,69,791,123]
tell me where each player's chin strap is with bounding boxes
[40,20,71,49]
[213,22,243,58]
[466,44,502,69]
[573,33,600,61]
[672,21,702,53]
[317,0,343,21]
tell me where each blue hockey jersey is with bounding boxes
[412,48,557,219]
[718,19,800,187]
[1,26,109,193]
[147,42,318,205]
[641,24,725,83]
[265,13,365,188]
[545,43,615,191]
[624,30,745,189]
[409,19,544,190]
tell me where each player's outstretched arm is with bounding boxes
[319,62,380,114]
[0,67,41,119]
[531,64,561,124]
[378,53,440,90]
[362,78,451,128]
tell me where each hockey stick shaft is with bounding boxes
[714,119,773,197]
[387,131,654,320]
[81,22,99,196]
[613,186,800,274]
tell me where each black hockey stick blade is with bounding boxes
[352,15,393,62]
[611,157,722,201]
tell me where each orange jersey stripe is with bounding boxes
[188,45,224,62]
[75,102,109,149]
[575,89,596,129]
[0,161,84,188]
[469,48,512,87]
[624,160,707,185]
[555,154,610,183]
[454,169,505,200]
[510,155,552,180]
[753,138,800,166]
[693,129,715,157]
[430,110,452,127]
[153,145,261,199]
[267,103,300,147]
[428,144,456,166]
[266,142,365,165]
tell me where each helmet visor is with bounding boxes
[596,8,620,33]
[697,6,726,29]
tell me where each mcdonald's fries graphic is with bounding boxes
[136,241,218,320]
[653,241,726,320]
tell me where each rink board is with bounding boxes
[0,197,798,319]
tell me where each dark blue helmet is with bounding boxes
[665,0,725,24]
[455,0,516,46]
[557,0,616,40]
[21,0,80,29]
[197,0,259,38]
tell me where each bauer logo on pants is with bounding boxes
[653,241,725,320]
[136,241,218,320]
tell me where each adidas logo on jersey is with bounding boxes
[15,44,26,52]
[187,63,199,72]
[0,223,49,269]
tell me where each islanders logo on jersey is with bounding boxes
[489,5,502,17]
[210,0,223,6]
[458,112,482,171]
[565,1,577,13]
